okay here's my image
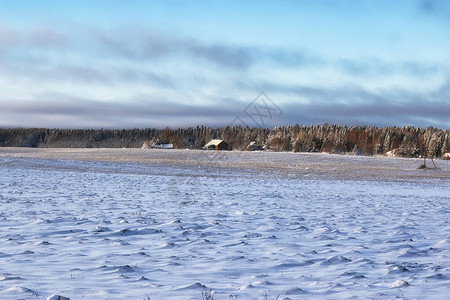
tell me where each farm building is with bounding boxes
[151,143,173,149]
[204,139,228,150]
[247,141,263,151]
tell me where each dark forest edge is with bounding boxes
[1,124,449,158]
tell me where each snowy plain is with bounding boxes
[0,148,449,299]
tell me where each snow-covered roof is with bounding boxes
[205,139,225,147]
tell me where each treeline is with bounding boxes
[0,125,449,158]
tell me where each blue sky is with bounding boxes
[0,0,449,129]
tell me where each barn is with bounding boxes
[204,139,228,150]
[247,141,263,151]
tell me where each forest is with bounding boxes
[0,125,449,158]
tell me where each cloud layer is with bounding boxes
[0,3,449,130]
[2,80,449,129]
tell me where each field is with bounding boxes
[0,148,449,299]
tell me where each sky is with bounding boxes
[0,0,449,129]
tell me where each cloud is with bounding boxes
[0,24,449,129]
[0,25,444,81]
[0,92,246,129]
[187,43,256,69]
[28,28,68,47]
[0,60,109,85]
[335,59,440,78]
[0,57,179,87]
[233,78,450,128]
[277,80,450,128]
[282,100,450,129]
[1,79,450,129]
[95,29,327,70]
[0,25,324,70]
[0,26,68,49]
[93,28,256,69]
[266,50,325,67]
[0,27,21,47]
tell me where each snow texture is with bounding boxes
[0,149,449,299]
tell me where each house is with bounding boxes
[150,143,173,149]
[247,141,263,151]
[204,139,228,150]
[443,153,450,160]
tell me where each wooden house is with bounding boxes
[204,139,228,150]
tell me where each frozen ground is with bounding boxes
[0,148,449,299]
[1,147,450,182]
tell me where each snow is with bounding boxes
[0,149,449,299]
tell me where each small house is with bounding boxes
[150,143,173,149]
[204,139,228,150]
[247,141,263,151]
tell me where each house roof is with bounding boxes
[205,139,225,147]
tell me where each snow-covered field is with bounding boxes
[0,149,449,299]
